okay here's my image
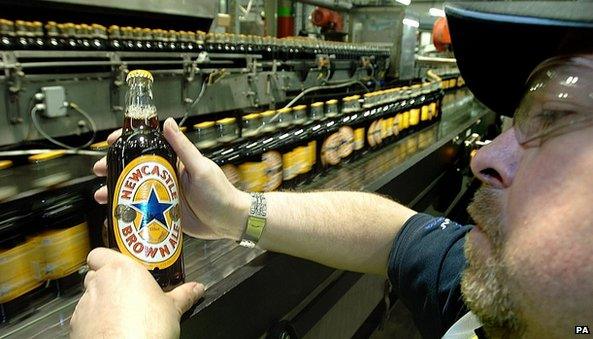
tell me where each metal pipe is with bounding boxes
[295,0,353,12]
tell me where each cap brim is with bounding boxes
[445,1,593,116]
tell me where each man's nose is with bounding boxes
[470,127,522,188]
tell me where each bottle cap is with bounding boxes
[311,102,323,107]
[126,69,154,82]
[292,105,306,111]
[28,150,66,163]
[0,160,13,170]
[260,110,276,117]
[216,117,237,125]
[242,113,260,120]
[194,121,215,129]
[325,99,338,105]
[89,140,109,151]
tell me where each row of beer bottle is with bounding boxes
[182,82,443,192]
[0,18,389,57]
[0,182,92,322]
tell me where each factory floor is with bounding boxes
[369,300,423,339]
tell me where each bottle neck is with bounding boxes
[123,77,159,132]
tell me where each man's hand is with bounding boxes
[93,118,250,240]
[70,248,204,338]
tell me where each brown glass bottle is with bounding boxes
[107,69,184,291]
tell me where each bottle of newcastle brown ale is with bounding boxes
[107,69,184,291]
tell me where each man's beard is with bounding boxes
[463,186,523,337]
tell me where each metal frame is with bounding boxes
[0,49,386,146]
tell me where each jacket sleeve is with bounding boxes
[387,213,473,339]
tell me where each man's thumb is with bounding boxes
[162,118,203,173]
[166,282,205,316]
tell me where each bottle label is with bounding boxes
[402,111,410,129]
[294,146,308,175]
[410,108,420,126]
[386,118,394,137]
[367,121,377,147]
[38,223,90,280]
[354,128,365,150]
[112,155,182,270]
[338,126,354,158]
[421,105,429,121]
[307,140,317,168]
[239,161,266,192]
[222,164,242,190]
[321,132,341,166]
[393,115,401,136]
[429,102,437,119]
[263,151,283,191]
[282,151,296,181]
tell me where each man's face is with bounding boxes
[463,55,593,338]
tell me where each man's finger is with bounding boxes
[83,270,96,289]
[94,186,108,204]
[162,118,204,174]
[107,129,122,145]
[93,157,107,177]
[87,247,127,271]
[166,282,204,316]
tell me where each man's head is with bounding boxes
[464,54,593,337]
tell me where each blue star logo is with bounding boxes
[131,186,173,231]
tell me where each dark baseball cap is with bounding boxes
[445,1,593,117]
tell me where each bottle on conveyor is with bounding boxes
[31,21,44,49]
[186,31,197,52]
[91,24,107,50]
[0,19,14,50]
[79,24,93,50]
[153,29,165,51]
[344,95,367,162]
[196,30,206,52]
[108,25,123,50]
[192,121,219,156]
[0,209,45,324]
[120,26,134,50]
[28,150,72,188]
[143,28,154,51]
[212,145,245,190]
[131,27,143,50]
[292,105,308,126]
[215,117,240,145]
[241,113,263,139]
[317,113,342,174]
[14,20,29,49]
[238,139,266,192]
[276,107,294,132]
[309,101,325,122]
[33,191,91,293]
[260,110,279,136]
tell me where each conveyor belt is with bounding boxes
[0,88,487,338]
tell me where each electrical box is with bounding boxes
[41,86,67,118]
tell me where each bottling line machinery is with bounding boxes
[0,1,495,337]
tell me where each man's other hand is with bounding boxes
[70,248,204,338]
